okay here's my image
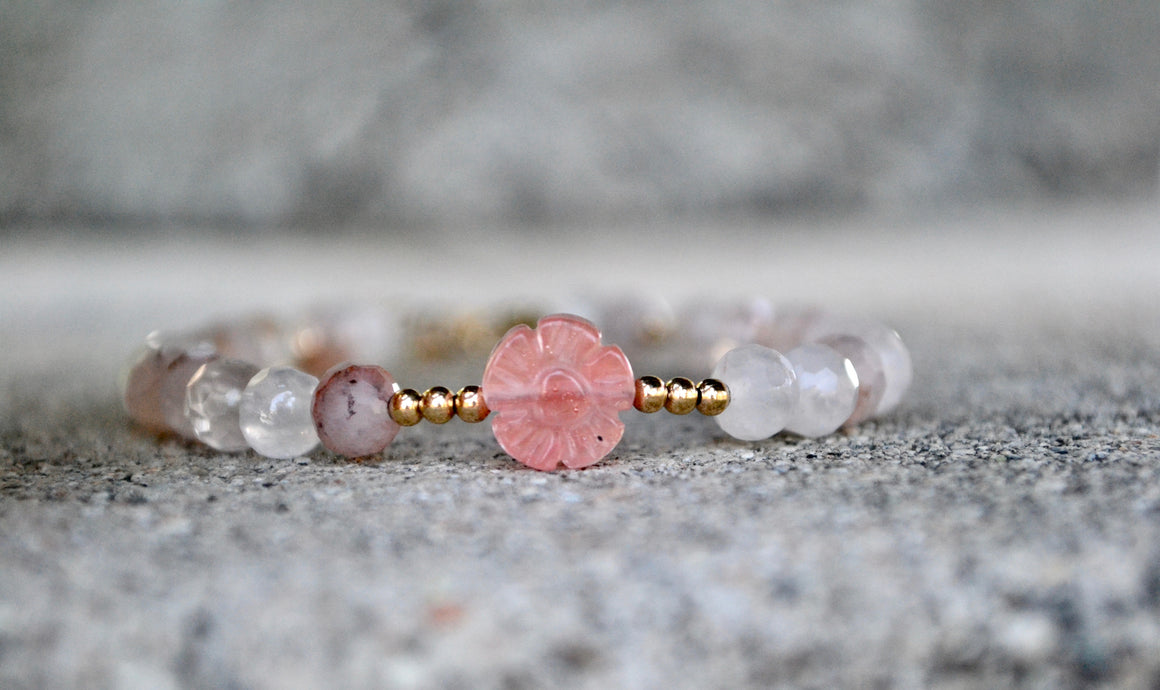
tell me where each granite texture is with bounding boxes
[2,1,1158,226]
[1,202,1159,688]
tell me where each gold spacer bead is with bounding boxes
[420,386,456,424]
[455,385,490,423]
[696,378,730,416]
[664,377,699,415]
[389,389,423,427]
[634,375,667,413]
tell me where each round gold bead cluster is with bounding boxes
[388,385,490,426]
[633,376,730,416]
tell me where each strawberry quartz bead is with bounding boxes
[311,364,400,458]
[482,314,635,471]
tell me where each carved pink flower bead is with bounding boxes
[482,314,635,471]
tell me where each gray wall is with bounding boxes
[2,0,1157,228]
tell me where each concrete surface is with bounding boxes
[1,201,1159,688]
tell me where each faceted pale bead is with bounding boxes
[311,364,400,457]
[805,316,912,416]
[239,367,320,459]
[818,334,885,425]
[784,344,859,438]
[711,344,798,441]
[120,332,218,437]
[482,314,635,471]
[185,359,260,452]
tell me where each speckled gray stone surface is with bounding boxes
[2,203,1159,688]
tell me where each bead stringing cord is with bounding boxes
[121,300,912,471]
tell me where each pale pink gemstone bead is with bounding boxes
[806,316,912,416]
[482,314,635,471]
[818,334,885,426]
[311,364,400,458]
[120,332,218,437]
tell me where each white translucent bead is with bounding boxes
[711,344,798,441]
[784,344,859,438]
[239,367,320,459]
[185,359,259,452]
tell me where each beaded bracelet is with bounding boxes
[121,301,911,471]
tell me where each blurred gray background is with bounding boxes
[2,0,1157,229]
[4,4,1160,688]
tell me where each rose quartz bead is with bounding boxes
[817,334,885,426]
[482,314,635,471]
[312,364,400,458]
[805,316,912,416]
[858,325,911,414]
[120,332,218,437]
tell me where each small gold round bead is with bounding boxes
[455,385,490,423]
[420,386,456,424]
[696,378,730,416]
[634,375,667,413]
[664,377,699,415]
[388,389,423,426]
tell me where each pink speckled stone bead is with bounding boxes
[311,364,400,457]
[482,314,635,471]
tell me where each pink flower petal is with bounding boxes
[581,348,635,405]
[492,415,566,471]
[481,325,539,408]
[560,416,625,469]
[536,314,602,366]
